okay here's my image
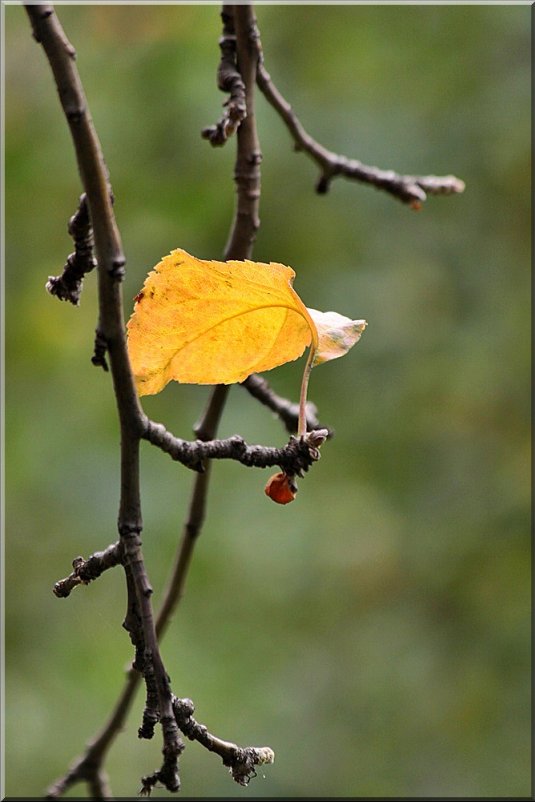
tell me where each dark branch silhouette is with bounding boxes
[201,7,246,146]
[172,697,274,786]
[201,7,465,208]
[25,1,465,797]
[53,542,123,598]
[26,3,182,794]
[46,193,97,304]
[142,419,328,474]
[255,59,465,206]
[35,3,283,797]
[241,373,332,436]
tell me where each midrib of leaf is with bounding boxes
[156,302,316,381]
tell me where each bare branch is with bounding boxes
[143,418,328,477]
[156,385,229,633]
[26,4,183,794]
[46,665,139,799]
[201,6,246,146]
[46,193,97,305]
[255,55,465,207]
[241,373,332,437]
[46,756,112,800]
[53,541,123,598]
[36,3,325,797]
[223,3,263,260]
[173,697,275,787]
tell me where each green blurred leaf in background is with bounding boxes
[4,4,531,798]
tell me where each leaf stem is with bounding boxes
[298,346,315,437]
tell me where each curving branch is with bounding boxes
[254,46,465,207]
[26,3,183,794]
[241,373,332,436]
[172,697,274,787]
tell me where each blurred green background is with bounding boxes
[5,4,531,799]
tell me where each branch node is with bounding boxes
[315,173,331,195]
[91,329,109,371]
[110,256,126,281]
[118,522,142,539]
[65,105,85,123]
[138,708,160,741]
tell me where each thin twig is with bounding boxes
[53,541,123,598]
[46,193,97,305]
[241,374,332,436]
[173,697,275,787]
[46,385,231,798]
[156,385,230,636]
[255,52,465,207]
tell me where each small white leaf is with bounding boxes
[306,308,367,367]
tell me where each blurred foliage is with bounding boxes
[4,4,530,799]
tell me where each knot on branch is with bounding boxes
[138,708,159,741]
[46,193,97,305]
[138,650,162,740]
[91,329,109,371]
[140,764,180,797]
[277,429,329,478]
[227,745,275,787]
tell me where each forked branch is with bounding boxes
[203,6,465,208]
[38,2,281,798]
[29,0,465,798]
[26,2,183,794]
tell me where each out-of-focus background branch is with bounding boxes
[5,5,530,798]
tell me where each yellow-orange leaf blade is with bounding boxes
[306,308,367,367]
[127,249,317,396]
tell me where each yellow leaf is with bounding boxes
[306,308,367,367]
[127,249,317,396]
